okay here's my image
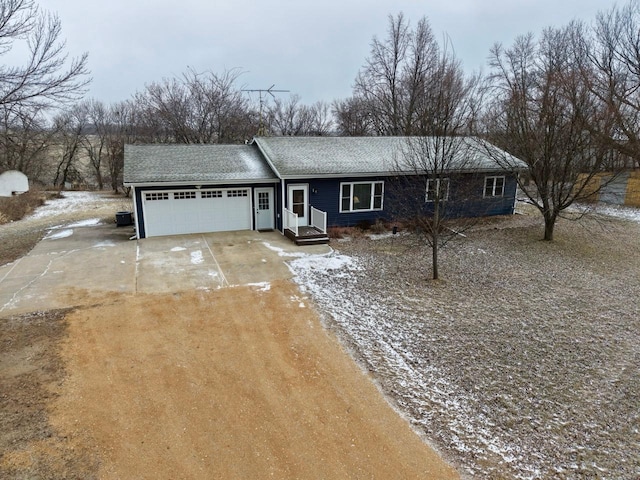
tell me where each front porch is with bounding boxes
[284,206,330,246]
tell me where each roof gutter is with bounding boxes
[124,178,279,188]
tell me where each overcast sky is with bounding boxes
[44,0,619,107]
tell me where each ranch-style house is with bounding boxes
[124,136,526,243]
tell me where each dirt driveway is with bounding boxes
[0,217,458,478]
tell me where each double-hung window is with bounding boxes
[484,176,505,197]
[340,181,384,212]
[426,178,449,202]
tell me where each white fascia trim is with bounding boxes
[281,172,396,180]
[126,179,279,188]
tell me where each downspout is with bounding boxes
[511,172,518,215]
[281,178,286,234]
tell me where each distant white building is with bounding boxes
[0,170,29,197]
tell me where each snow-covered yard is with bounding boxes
[288,211,640,479]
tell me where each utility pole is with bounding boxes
[242,85,289,135]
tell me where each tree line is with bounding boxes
[0,0,638,243]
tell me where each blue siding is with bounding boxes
[284,173,518,228]
[285,177,389,228]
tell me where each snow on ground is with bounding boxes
[246,282,271,291]
[28,191,116,220]
[592,203,640,223]
[287,215,640,479]
[65,218,102,228]
[190,250,204,265]
[261,241,310,258]
[44,229,74,240]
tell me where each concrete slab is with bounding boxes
[0,224,136,315]
[135,234,228,293]
[0,226,332,316]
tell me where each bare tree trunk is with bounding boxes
[543,212,556,241]
[431,202,440,280]
[432,232,439,280]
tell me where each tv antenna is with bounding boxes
[242,84,290,135]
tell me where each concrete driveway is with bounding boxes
[0,223,331,316]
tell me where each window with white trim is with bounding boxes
[145,192,169,201]
[227,189,248,197]
[484,176,505,197]
[340,181,384,212]
[174,191,196,200]
[426,178,449,202]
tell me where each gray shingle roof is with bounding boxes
[124,144,277,184]
[253,136,526,177]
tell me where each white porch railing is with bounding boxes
[310,206,327,234]
[284,208,299,236]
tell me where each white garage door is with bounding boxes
[142,188,251,237]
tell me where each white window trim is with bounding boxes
[339,181,384,213]
[426,178,450,202]
[484,175,505,197]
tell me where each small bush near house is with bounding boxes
[327,226,368,239]
[369,219,388,234]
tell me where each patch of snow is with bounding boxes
[94,241,115,248]
[247,282,271,291]
[593,203,640,223]
[368,231,397,240]
[171,246,187,252]
[288,252,362,276]
[66,218,101,228]
[190,251,204,265]
[45,229,73,240]
[261,241,311,258]
[28,191,113,220]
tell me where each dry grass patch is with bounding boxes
[0,189,61,225]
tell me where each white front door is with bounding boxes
[254,187,274,230]
[287,184,308,226]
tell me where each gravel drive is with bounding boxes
[289,211,640,479]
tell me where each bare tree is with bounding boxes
[266,95,306,135]
[80,99,108,189]
[266,96,333,136]
[485,25,614,241]
[332,97,374,135]
[104,101,136,193]
[51,105,86,188]
[0,103,52,180]
[585,0,640,166]
[354,13,442,135]
[0,0,89,110]
[133,68,255,144]
[390,47,483,280]
[305,101,333,135]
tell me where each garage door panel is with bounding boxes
[143,188,252,237]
